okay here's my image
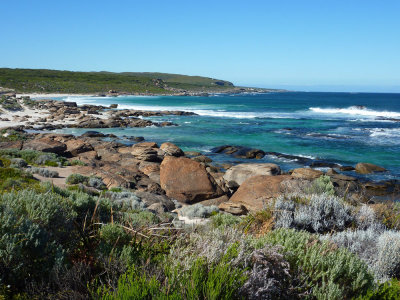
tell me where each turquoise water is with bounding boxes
[53,92,400,180]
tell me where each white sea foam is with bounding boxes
[369,128,400,138]
[309,106,400,118]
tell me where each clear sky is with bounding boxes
[1,0,399,92]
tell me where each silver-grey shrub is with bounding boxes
[106,191,147,211]
[10,158,28,168]
[88,176,106,189]
[323,227,400,281]
[274,193,354,233]
[30,167,59,178]
[179,203,219,219]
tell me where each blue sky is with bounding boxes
[1,0,399,92]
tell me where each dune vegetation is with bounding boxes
[1,149,400,299]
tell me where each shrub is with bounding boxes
[66,173,89,185]
[88,176,106,189]
[274,193,354,233]
[124,211,159,227]
[30,167,59,178]
[323,226,400,281]
[240,209,274,235]
[0,190,77,290]
[357,278,400,300]
[70,159,87,166]
[179,203,219,219]
[167,226,298,299]
[10,158,28,168]
[266,228,374,299]
[106,191,146,211]
[210,212,241,228]
[306,175,335,195]
[0,149,65,166]
[0,167,39,191]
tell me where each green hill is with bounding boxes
[0,68,235,94]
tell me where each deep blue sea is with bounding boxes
[52,92,400,181]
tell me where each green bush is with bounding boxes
[70,159,87,166]
[0,167,39,191]
[307,175,335,196]
[210,212,241,228]
[0,149,66,166]
[265,228,374,299]
[99,254,246,299]
[66,173,89,185]
[357,279,400,300]
[0,190,77,290]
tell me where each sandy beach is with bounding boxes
[16,93,96,98]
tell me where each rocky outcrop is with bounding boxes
[160,156,224,203]
[229,175,293,211]
[65,139,94,156]
[160,142,184,157]
[219,202,248,215]
[192,155,212,163]
[23,137,66,154]
[223,163,281,190]
[211,145,265,159]
[291,168,323,180]
[355,163,386,174]
[131,142,161,162]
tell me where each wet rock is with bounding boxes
[340,166,355,171]
[355,163,386,174]
[211,145,265,159]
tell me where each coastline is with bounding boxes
[0,93,399,201]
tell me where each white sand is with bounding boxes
[16,93,95,98]
[0,98,111,129]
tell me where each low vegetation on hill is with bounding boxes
[0,68,235,94]
[1,146,400,299]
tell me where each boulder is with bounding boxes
[184,151,202,157]
[23,137,66,154]
[198,195,229,207]
[81,131,106,138]
[192,155,212,163]
[131,143,160,162]
[340,166,355,171]
[160,142,184,157]
[223,163,281,190]
[229,175,293,211]
[355,163,386,174]
[133,142,158,148]
[65,139,94,156]
[211,145,265,159]
[160,156,224,203]
[219,202,248,215]
[291,168,323,180]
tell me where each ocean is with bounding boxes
[52,92,400,181]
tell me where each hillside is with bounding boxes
[0,68,236,94]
